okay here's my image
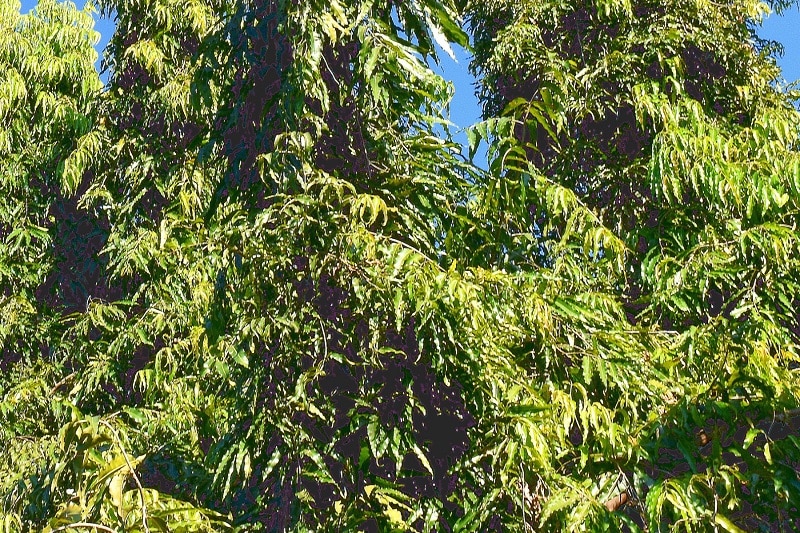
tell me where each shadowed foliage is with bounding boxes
[1,0,799,531]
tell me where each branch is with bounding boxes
[99,420,150,533]
[604,491,629,512]
[50,372,77,394]
[50,522,119,533]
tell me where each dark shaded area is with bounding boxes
[35,172,119,315]
[185,258,482,530]
[197,0,296,221]
[639,402,800,531]
[312,41,376,182]
[467,0,772,334]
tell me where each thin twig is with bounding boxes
[99,420,150,533]
[520,463,528,530]
[50,372,77,394]
[50,522,119,533]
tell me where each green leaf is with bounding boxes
[231,347,249,368]
[714,513,747,533]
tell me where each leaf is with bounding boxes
[363,44,381,79]
[385,506,405,525]
[714,513,747,533]
[231,347,249,368]
[96,454,135,485]
[676,438,697,473]
[507,403,548,415]
[412,443,434,475]
[109,473,126,519]
[645,482,665,531]
[144,516,170,531]
[743,427,760,449]
[367,419,390,458]
[427,16,456,61]
[424,1,469,48]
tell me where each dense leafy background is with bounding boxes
[1,0,799,531]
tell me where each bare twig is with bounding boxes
[50,372,77,394]
[604,491,629,512]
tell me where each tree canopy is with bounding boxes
[1,0,799,531]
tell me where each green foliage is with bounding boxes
[0,0,102,364]
[1,0,799,530]
[467,0,800,529]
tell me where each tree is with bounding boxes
[4,0,522,530]
[0,0,103,364]
[0,3,120,527]
[1,0,799,531]
[467,0,800,529]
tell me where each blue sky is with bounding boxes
[436,7,800,166]
[758,4,800,84]
[18,0,800,167]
